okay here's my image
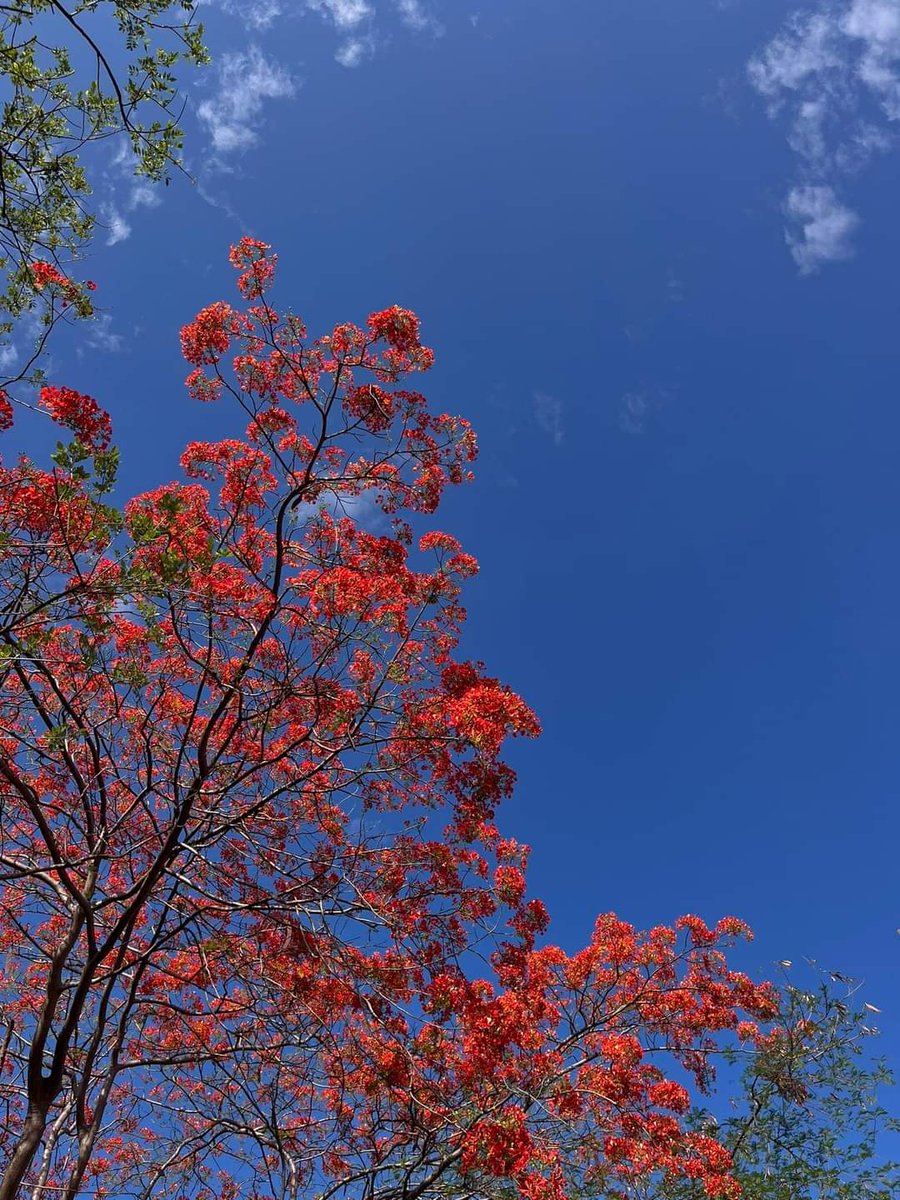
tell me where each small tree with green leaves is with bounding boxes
[0,0,207,336]
[656,969,899,1200]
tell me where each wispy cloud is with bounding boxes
[195,177,247,225]
[213,0,284,29]
[85,313,125,354]
[619,392,651,435]
[335,35,375,67]
[618,388,670,435]
[845,0,900,117]
[102,206,131,247]
[303,0,442,66]
[393,0,443,34]
[197,46,296,156]
[98,144,164,245]
[307,485,386,531]
[305,0,376,67]
[533,392,564,447]
[785,184,860,271]
[306,0,372,29]
[129,179,162,211]
[749,0,900,271]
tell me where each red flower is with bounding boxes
[180,301,238,365]
[39,385,112,451]
[368,305,422,352]
[229,236,277,298]
[0,390,13,431]
[30,261,70,291]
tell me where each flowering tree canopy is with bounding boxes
[0,241,778,1200]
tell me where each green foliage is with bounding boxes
[50,436,119,493]
[664,971,899,1200]
[0,0,208,324]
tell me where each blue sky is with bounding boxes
[23,0,900,1108]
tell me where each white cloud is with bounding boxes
[335,35,375,66]
[311,485,386,531]
[785,185,860,272]
[834,120,892,168]
[620,392,651,435]
[844,0,900,117]
[85,313,125,354]
[787,96,830,163]
[749,12,844,104]
[129,180,161,210]
[197,46,296,156]
[749,0,900,270]
[195,177,246,224]
[103,206,132,246]
[99,145,164,245]
[304,0,442,66]
[533,392,564,446]
[303,0,377,65]
[213,0,283,29]
[71,308,125,358]
[618,388,670,435]
[0,342,18,372]
[393,0,442,33]
[305,0,372,28]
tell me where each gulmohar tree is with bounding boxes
[0,239,786,1200]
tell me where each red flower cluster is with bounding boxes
[229,235,277,298]
[368,304,422,351]
[39,384,112,451]
[0,389,13,431]
[344,382,396,431]
[180,301,241,365]
[29,261,92,309]
[30,261,72,291]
